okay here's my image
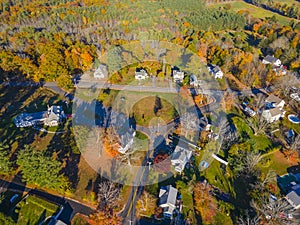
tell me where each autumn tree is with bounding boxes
[153,153,171,173]
[136,191,157,218]
[193,182,217,224]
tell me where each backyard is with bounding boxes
[0,191,59,225]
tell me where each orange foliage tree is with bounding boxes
[193,182,217,224]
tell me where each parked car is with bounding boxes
[9,194,18,203]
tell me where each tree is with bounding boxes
[90,207,121,225]
[97,179,121,210]
[153,153,171,173]
[238,211,260,225]
[17,145,69,192]
[193,182,217,224]
[246,116,269,136]
[136,191,157,217]
[0,144,12,175]
[251,197,294,225]
[57,74,74,90]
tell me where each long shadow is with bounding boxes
[45,124,80,191]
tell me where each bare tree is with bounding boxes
[250,170,276,191]
[238,211,260,225]
[98,179,121,210]
[246,116,269,136]
[251,197,293,225]
[242,152,262,175]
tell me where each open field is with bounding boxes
[259,150,298,176]
[12,195,59,225]
[130,96,178,126]
[209,1,295,25]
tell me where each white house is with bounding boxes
[262,107,285,123]
[94,64,108,79]
[207,64,223,79]
[262,55,281,67]
[265,94,285,109]
[171,146,192,173]
[135,68,148,80]
[118,130,136,154]
[172,68,184,83]
[44,105,66,127]
[159,185,178,218]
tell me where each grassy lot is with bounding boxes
[202,160,233,194]
[12,195,59,225]
[259,150,297,176]
[129,96,178,126]
[210,1,294,25]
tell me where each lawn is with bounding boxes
[12,195,59,225]
[210,1,294,25]
[129,96,178,126]
[202,160,233,194]
[259,150,297,176]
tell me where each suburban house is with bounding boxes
[117,129,136,154]
[286,187,300,209]
[262,55,282,67]
[262,94,285,123]
[14,105,65,128]
[135,68,149,80]
[158,185,178,218]
[171,146,192,173]
[172,68,185,83]
[262,107,285,123]
[190,74,203,87]
[265,94,285,109]
[94,64,108,79]
[110,112,136,154]
[207,64,223,79]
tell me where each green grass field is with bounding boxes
[209,1,295,25]
[12,195,59,225]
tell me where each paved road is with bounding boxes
[0,178,95,224]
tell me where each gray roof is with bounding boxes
[212,65,221,73]
[269,107,282,117]
[159,185,178,206]
[264,55,279,63]
[286,190,300,207]
[265,94,283,105]
[171,146,192,162]
[14,112,46,127]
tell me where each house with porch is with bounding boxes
[135,68,149,80]
[262,55,282,67]
[158,185,178,218]
[171,146,192,173]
